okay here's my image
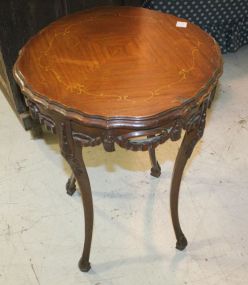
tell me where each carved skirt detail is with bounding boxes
[25,94,210,153]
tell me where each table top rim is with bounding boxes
[13,63,222,129]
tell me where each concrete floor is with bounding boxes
[0,45,248,285]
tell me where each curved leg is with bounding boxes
[170,108,206,250]
[148,145,161,178]
[75,153,93,272]
[147,135,161,178]
[59,123,93,272]
[66,173,77,196]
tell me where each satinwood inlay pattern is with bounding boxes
[15,6,222,119]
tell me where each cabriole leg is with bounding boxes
[170,108,206,250]
[148,145,161,178]
[59,123,93,272]
[74,149,93,272]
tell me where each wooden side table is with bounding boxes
[13,7,223,272]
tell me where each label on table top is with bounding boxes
[176,21,188,28]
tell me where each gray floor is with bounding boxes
[0,45,248,285]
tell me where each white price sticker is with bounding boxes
[176,21,188,28]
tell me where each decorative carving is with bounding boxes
[185,102,206,134]
[95,96,211,152]
[26,99,39,119]
[115,126,176,151]
[183,101,208,158]
[59,123,84,177]
[25,88,211,157]
[72,132,101,147]
[169,120,182,141]
[114,118,184,151]
[26,98,56,134]
[102,135,115,152]
[39,114,56,133]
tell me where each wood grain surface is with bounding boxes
[14,6,222,119]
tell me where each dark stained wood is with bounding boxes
[59,121,93,272]
[13,7,223,272]
[148,138,161,177]
[66,173,77,196]
[170,99,207,251]
[14,7,222,125]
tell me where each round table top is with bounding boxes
[14,6,222,122]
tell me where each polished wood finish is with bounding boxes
[148,136,161,178]
[59,121,93,272]
[15,7,222,123]
[13,7,223,272]
[170,99,207,250]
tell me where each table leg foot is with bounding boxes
[150,162,161,178]
[148,144,161,178]
[66,173,77,196]
[176,234,188,251]
[78,258,91,272]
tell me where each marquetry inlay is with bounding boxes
[15,7,222,118]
